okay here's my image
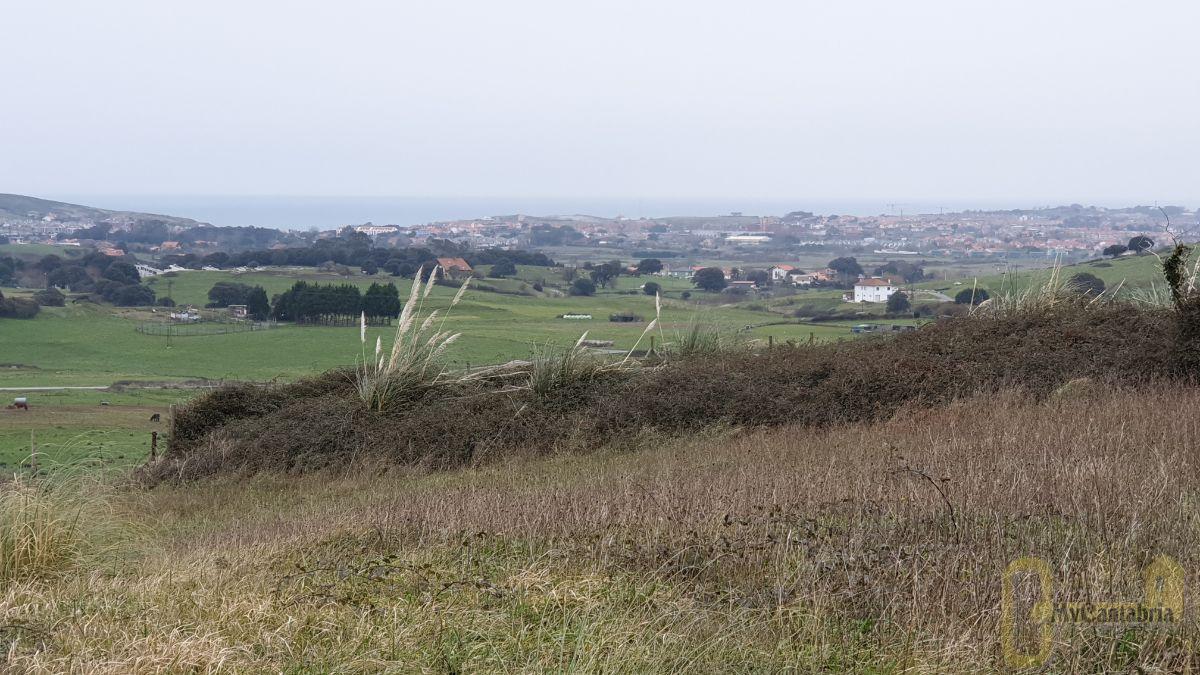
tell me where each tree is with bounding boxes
[746,270,771,288]
[489,259,518,278]
[642,281,661,296]
[569,278,596,296]
[954,288,991,305]
[207,281,255,308]
[102,262,140,285]
[1102,244,1128,259]
[360,260,379,275]
[692,267,727,292]
[110,284,156,307]
[886,291,911,313]
[245,286,271,320]
[589,260,623,289]
[636,258,663,275]
[874,260,925,283]
[1128,235,1155,255]
[828,256,864,280]
[362,283,402,319]
[1067,272,1106,296]
[33,287,66,307]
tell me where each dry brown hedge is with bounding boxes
[147,303,1181,483]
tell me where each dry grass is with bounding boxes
[7,384,1200,671]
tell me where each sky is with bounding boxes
[2,0,1198,207]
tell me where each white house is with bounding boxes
[852,277,899,303]
[768,264,795,282]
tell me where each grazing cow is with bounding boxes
[13,399,29,411]
[149,413,161,422]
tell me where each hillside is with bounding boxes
[0,193,206,227]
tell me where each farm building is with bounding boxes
[436,257,473,278]
[852,277,899,303]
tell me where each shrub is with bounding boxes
[0,293,40,319]
[1067,272,1106,296]
[642,281,661,296]
[954,287,990,305]
[569,278,596,296]
[488,259,517,278]
[33,287,66,307]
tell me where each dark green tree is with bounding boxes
[1067,272,1106,295]
[636,258,663,275]
[886,291,911,313]
[954,288,991,305]
[569,278,596,296]
[692,267,727,292]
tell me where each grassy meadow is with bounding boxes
[2,265,878,470]
[3,385,1199,671]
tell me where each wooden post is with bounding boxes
[768,335,774,350]
[809,331,815,345]
[30,430,37,475]
[150,431,158,463]
[649,335,656,355]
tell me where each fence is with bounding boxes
[135,320,278,337]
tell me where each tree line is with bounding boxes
[269,281,402,324]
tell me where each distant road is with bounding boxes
[0,386,108,391]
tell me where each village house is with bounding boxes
[852,277,899,303]
[768,264,795,282]
[436,257,473,278]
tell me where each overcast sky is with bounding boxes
[2,0,1198,205]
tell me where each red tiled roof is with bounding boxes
[436,257,472,271]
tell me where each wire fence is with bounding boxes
[135,320,279,337]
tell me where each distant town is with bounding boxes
[3,195,1196,274]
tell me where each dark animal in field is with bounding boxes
[149,413,161,422]
[11,401,29,411]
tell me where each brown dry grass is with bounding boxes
[4,384,1200,671]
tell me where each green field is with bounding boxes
[8,252,1153,471]
[915,252,1168,297]
[3,267,901,469]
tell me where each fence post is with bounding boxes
[150,431,158,463]
[768,335,774,350]
[30,430,37,475]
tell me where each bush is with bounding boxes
[1067,272,1106,296]
[33,287,66,307]
[954,288,990,305]
[489,259,518,278]
[0,296,40,319]
[151,301,1178,483]
[569,278,596,296]
[643,281,661,296]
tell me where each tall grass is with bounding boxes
[355,266,470,411]
[0,470,131,583]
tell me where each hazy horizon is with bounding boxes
[39,193,1193,229]
[3,1,1198,204]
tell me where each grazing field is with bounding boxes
[3,270,885,389]
[0,388,184,470]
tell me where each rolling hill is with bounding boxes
[0,193,206,227]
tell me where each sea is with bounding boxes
[52,195,1056,231]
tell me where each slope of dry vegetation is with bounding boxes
[4,386,1200,671]
[150,301,1179,481]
